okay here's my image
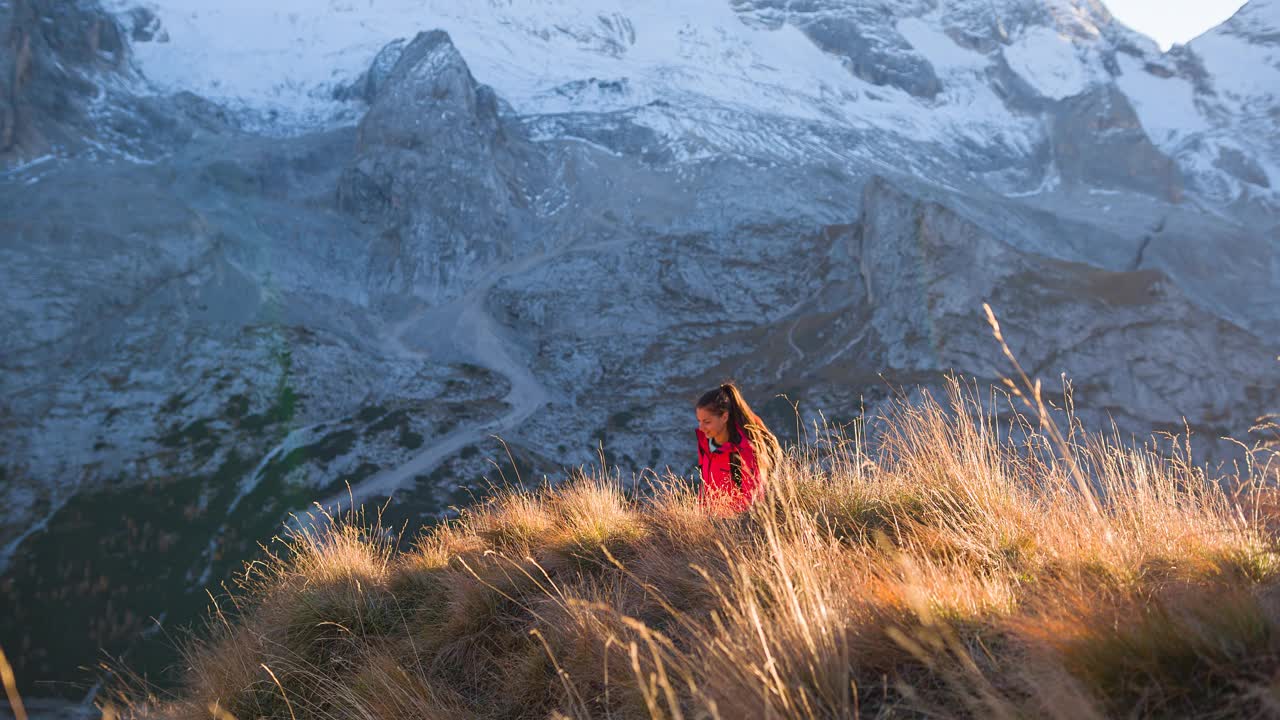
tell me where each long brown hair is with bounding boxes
[696,381,783,483]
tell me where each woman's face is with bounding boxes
[696,405,729,440]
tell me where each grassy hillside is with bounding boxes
[94,366,1280,720]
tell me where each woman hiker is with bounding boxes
[694,382,783,514]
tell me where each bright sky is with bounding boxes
[1104,0,1250,50]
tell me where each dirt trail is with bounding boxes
[311,238,627,519]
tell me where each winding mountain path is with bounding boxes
[309,237,628,521]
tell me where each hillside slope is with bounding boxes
[113,379,1280,720]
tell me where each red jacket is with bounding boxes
[696,424,761,514]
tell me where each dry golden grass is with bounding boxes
[105,371,1280,719]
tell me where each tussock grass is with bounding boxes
[108,375,1280,719]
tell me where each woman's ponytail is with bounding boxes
[698,381,783,484]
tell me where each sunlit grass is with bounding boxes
[97,363,1280,718]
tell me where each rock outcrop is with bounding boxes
[855,177,1279,452]
[337,31,546,307]
[0,0,128,164]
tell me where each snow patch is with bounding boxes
[1113,52,1208,146]
[1,153,57,176]
[1003,26,1092,99]
[897,17,988,73]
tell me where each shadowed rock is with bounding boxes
[1051,85,1184,201]
[0,0,127,164]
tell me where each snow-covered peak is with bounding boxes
[97,0,1277,207]
[1191,0,1280,102]
[1169,0,1280,204]
[1209,0,1280,42]
[101,0,1135,120]
[1187,0,1280,87]
[944,0,1115,42]
[97,0,1095,138]
[102,0,859,128]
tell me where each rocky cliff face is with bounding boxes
[0,0,240,169]
[1,0,1277,701]
[854,177,1277,443]
[338,31,549,308]
[0,0,127,162]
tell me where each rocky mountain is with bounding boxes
[1,0,1277,705]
